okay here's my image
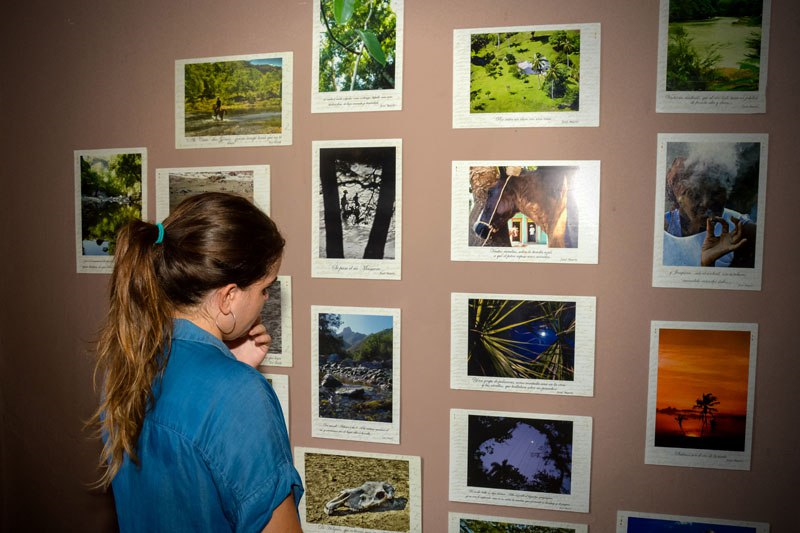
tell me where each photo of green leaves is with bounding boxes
[318,0,397,92]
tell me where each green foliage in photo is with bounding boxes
[470,29,580,113]
[319,0,397,91]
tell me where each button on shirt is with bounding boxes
[111,319,303,532]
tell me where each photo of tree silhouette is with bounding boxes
[467,415,573,494]
[318,146,397,260]
[655,328,751,451]
[468,298,576,381]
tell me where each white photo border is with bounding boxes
[453,23,600,128]
[155,165,271,221]
[311,305,401,444]
[175,52,293,148]
[311,0,404,113]
[451,160,600,264]
[652,133,768,290]
[312,138,402,280]
[74,147,148,274]
[645,320,758,471]
[450,292,596,396]
[449,408,592,513]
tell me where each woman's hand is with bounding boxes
[226,321,271,368]
[701,216,747,267]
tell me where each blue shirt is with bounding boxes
[111,319,303,532]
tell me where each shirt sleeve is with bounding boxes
[203,370,304,532]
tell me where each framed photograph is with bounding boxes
[155,165,270,221]
[617,510,769,532]
[450,512,587,533]
[259,372,289,433]
[453,24,600,128]
[449,408,592,513]
[259,275,293,367]
[646,321,758,470]
[296,447,421,532]
[311,0,404,113]
[451,161,600,264]
[312,139,402,279]
[175,52,292,148]
[652,133,767,290]
[656,0,771,113]
[311,306,400,444]
[451,293,596,396]
[74,148,147,274]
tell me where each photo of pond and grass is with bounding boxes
[666,0,765,91]
[183,57,283,137]
[468,414,573,495]
[79,151,143,256]
[318,312,394,422]
[468,298,576,381]
[470,29,581,113]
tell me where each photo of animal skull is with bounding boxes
[324,481,395,515]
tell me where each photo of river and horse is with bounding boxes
[654,327,752,452]
[318,312,394,422]
[666,0,765,91]
[468,298,576,382]
[78,151,143,256]
[470,29,581,113]
[182,56,283,138]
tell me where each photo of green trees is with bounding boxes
[666,0,764,91]
[78,151,143,257]
[318,0,397,92]
[183,57,283,137]
[470,29,580,113]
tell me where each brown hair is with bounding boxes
[89,192,285,488]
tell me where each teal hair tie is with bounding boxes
[155,223,165,244]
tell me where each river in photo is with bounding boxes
[184,109,281,137]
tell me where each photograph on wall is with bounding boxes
[74,148,147,274]
[450,293,596,396]
[311,0,404,113]
[449,409,591,513]
[155,165,270,221]
[646,321,758,470]
[175,52,292,148]
[311,306,400,444]
[453,23,600,128]
[656,0,771,113]
[451,161,600,264]
[296,447,421,532]
[259,372,289,432]
[617,510,769,533]
[449,512,588,533]
[312,139,402,280]
[259,275,292,367]
[652,133,767,290]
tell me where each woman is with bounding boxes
[90,193,303,532]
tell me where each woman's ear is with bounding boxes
[214,283,238,314]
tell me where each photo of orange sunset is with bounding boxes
[655,328,751,452]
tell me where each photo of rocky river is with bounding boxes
[317,313,394,423]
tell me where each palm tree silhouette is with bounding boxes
[693,392,720,438]
[674,413,687,435]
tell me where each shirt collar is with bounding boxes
[172,318,235,360]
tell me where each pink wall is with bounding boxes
[2,0,798,530]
